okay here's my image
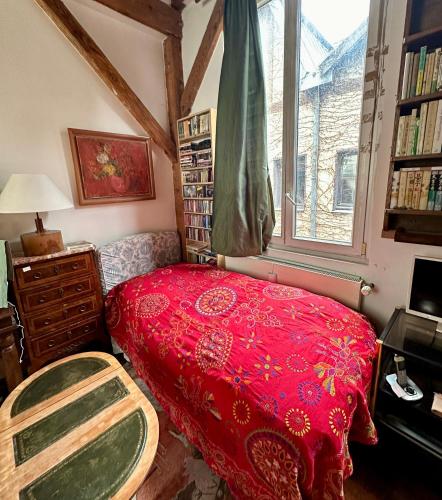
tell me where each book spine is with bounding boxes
[406,109,417,155]
[419,170,432,209]
[405,171,415,208]
[398,169,408,207]
[435,175,442,210]
[410,52,420,97]
[427,172,438,210]
[432,99,442,153]
[401,115,410,156]
[438,53,442,90]
[412,171,423,209]
[389,171,401,208]
[422,53,431,94]
[416,46,427,96]
[423,100,439,153]
[432,48,441,93]
[425,53,435,95]
[395,116,406,156]
[401,52,413,99]
[416,102,428,154]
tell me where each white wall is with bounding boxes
[0,0,176,248]
[182,1,442,330]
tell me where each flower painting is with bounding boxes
[68,129,155,205]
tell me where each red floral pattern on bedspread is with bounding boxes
[106,264,377,499]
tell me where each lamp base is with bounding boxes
[21,230,64,257]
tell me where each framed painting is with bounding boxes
[68,128,155,205]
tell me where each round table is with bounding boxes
[0,351,159,499]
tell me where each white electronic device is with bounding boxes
[406,256,442,333]
[386,373,423,401]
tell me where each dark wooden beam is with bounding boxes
[164,36,186,258]
[180,0,224,116]
[94,0,182,38]
[33,0,176,162]
[171,0,185,13]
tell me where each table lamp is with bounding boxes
[0,174,74,257]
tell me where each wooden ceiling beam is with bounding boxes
[94,0,182,38]
[33,0,177,163]
[180,0,224,116]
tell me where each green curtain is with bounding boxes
[212,0,275,257]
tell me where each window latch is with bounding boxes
[285,192,296,206]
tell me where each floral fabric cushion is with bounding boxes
[96,232,181,295]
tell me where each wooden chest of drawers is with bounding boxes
[13,248,108,373]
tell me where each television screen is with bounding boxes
[409,257,442,320]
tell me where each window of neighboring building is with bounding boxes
[295,155,306,210]
[333,149,358,212]
[259,0,376,257]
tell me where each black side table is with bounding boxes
[374,307,442,460]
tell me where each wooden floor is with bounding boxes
[345,428,440,500]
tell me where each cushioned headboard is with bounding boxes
[96,231,181,295]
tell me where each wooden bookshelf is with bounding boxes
[177,108,217,263]
[383,0,442,245]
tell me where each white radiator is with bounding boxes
[226,256,367,311]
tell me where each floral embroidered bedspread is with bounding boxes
[106,263,377,499]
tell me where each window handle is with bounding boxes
[285,192,297,206]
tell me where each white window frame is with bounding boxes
[261,0,380,258]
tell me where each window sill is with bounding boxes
[264,243,369,266]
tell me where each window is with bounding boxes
[259,0,375,256]
[333,149,358,212]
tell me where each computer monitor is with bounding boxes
[406,256,442,332]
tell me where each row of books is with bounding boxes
[389,167,442,210]
[180,153,212,170]
[186,227,211,242]
[401,46,442,100]
[184,199,213,213]
[184,214,212,228]
[395,100,442,156]
[178,113,210,140]
[180,139,212,154]
[183,185,214,198]
[182,169,213,184]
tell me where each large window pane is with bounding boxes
[293,0,370,244]
[259,0,285,236]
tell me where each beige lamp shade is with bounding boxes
[0,174,73,213]
[0,174,73,257]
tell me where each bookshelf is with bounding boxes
[177,108,217,263]
[384,0,442,246]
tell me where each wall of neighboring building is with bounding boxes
[0,0,176,248]
[182,0,442,330]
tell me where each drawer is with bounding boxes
[26,295,98,337]
[31,318,100,357]
[19,276,95,313]
[15,253,93,289]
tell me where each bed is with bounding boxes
[99,232,377,500]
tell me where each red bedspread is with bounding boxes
[106,263,377,499]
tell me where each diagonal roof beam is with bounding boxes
[180,0,224,117]
[93,0,182,39]
[33,0,176,162]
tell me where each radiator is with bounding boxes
[226,256,366,311]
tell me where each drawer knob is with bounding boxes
[38,296,46,304]
[48,339,56,348]
[84,326,90,333]
[44,318,52,326]
[79,305,87,313]
[33,272,42,280]
[72,263,79,270]
[75,285,83,292]
[59,288,64,297]
[54,265,60,275]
